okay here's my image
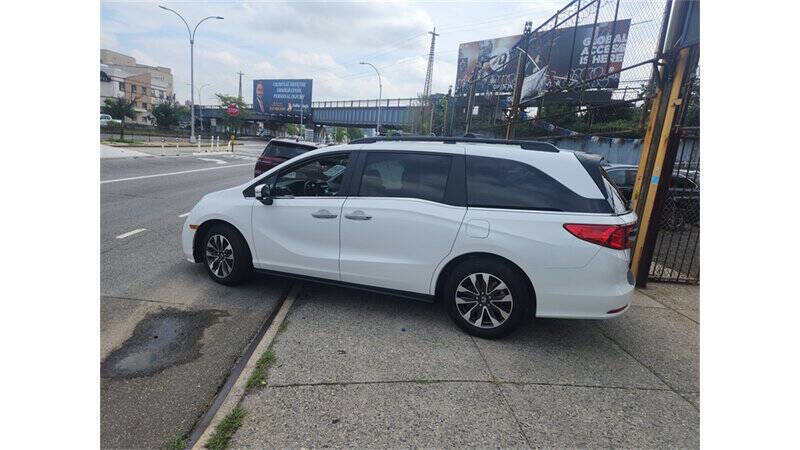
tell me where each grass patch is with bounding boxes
[277,318,289,335]
[205,407,245,450]
[166,436,187,450]
[246,349,275,390]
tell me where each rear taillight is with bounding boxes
[563,222,636,250]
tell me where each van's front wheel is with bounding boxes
[202,224,252,286]
[444,258,530,338]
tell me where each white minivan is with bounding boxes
[182,137,636,337]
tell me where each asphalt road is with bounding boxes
[100,149,290,448]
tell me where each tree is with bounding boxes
[346,128,364,140]
[286,124,300,136]
[215,93,250,135]
[101,97,138,140]
[333,127,348,143]
[151,102,188,130]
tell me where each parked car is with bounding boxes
[604,164,699,229]
[100,114,121,126]
[254,138,321,177]
[182,137,636,338]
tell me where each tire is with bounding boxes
[443,258,531,339]
[201,224,253,286]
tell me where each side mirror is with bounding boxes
[254,183,273,205]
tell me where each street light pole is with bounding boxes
[159,5,223,143]
[198,83,211,132]
[360,62,382,135]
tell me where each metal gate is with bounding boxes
[647,45,700,284]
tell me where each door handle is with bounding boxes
[344,210,372,221]
[311,209,338,219]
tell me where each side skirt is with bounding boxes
[253,268,436,303]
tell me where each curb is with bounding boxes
[191,151,237,156]
[191,283,301,449]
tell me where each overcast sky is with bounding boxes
[101,1,571,105]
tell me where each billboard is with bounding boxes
[252,79,313,115]
[454,19,630,103]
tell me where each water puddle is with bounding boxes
[101,308,227,379]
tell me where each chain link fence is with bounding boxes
[442,0,700,284]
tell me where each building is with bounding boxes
[100,49,174,125]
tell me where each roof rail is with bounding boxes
[349,136,559,153]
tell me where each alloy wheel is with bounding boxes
[206,234,234,278]
[455,272,513,329]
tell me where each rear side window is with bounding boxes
[466,155,612,213]
[264,142,313,159]
[359,152,451,203]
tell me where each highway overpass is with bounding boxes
[197,97,426,129]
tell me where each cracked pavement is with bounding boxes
[100,151,289,448]
[231,282,699,447]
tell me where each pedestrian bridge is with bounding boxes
[198,98,423,129]
[311,98,420,128]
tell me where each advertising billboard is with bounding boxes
[252,79,313,115]
[454,19,630,103]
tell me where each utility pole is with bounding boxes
[428,95,437,135]
[464,66,479,135]
[423,27,439,134]
[506,21,532,139]
[443,85,452,136]
[237,71,244,101]
[629,0,699,287]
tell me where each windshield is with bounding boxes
[266,143,313,159]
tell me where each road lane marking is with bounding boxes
[178,212,190,218]
[100,163,252,184]
[116,228,147,239]
[197,158,227,164]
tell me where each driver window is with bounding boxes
[272,153,349,197]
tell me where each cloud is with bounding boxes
[100,1,580,104]
[129,49,157,66]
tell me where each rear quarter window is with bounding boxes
[466,155,612,213]
[600,174,630,214]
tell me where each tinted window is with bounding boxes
[607,169,627,186]
[359,152,451,203]
[466,155,611,213]
[626,169,638,186]
[272,153,349,197]
[266,142,314,159]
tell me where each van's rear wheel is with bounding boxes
[444,258,530,338]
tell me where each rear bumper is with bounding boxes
[533,248,635,319]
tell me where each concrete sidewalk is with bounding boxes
[100,144,150,159]
[229,282,699,447]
